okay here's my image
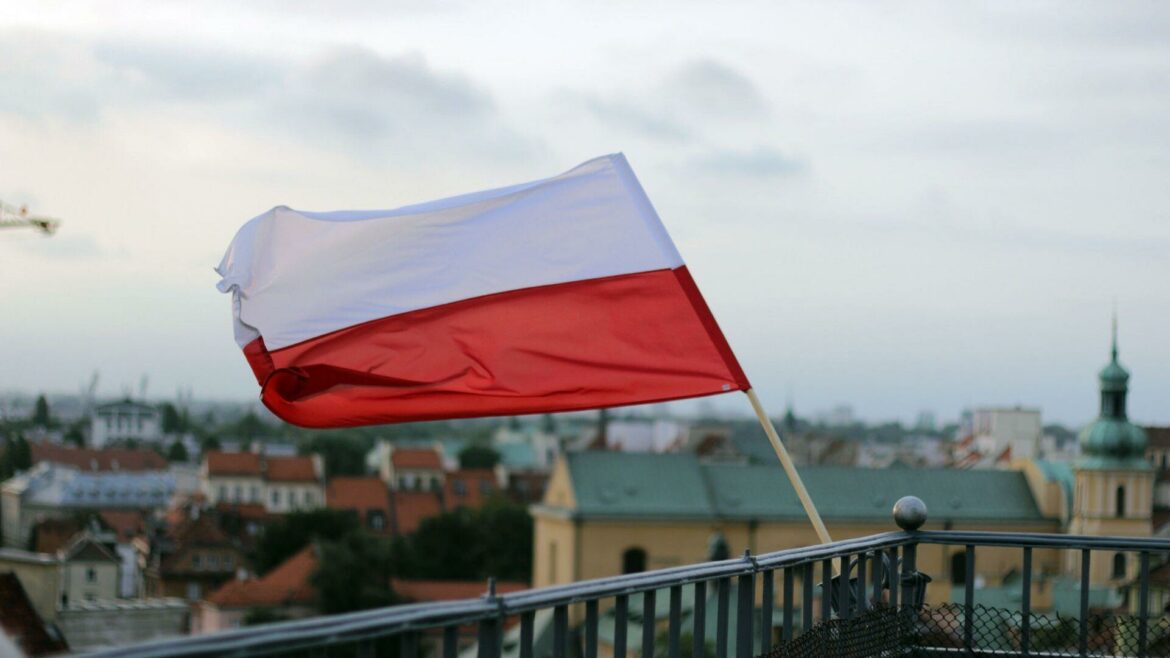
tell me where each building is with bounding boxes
[444,469,499,509]
[56,598,189,651]
[532,452,1059,611]
[326,477,392,534]
[1066,328,1153,583]
[199,451,324,514]
[90,401,162,448]
[1,464,176,548]
[58,534,120,606]
[145,508,248,602]
[0,548,61,623]
[197,544,319,633]
[374,445,445,492]
[955,406,1043,466]
[0,572,68,656]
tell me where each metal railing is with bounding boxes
[84,497,1170,658]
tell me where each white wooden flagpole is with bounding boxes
[745,388,834,546]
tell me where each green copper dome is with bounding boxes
[1078,318,1149,470]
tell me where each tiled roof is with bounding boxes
[31,518,82,554]
[0,572,69,656]
[31,441,167,472]
[205,451,262,476]
[99,510,146,541]
[392,579,527,602]
[216,502,269,522]
[327,477,391,514]
[206,545,317,608]
[391,491,443,536]
[60,534,119,563]
[556,452,1049,523]
[266,456,317,482]
[392,448,442,470]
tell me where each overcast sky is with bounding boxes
[2,2,1168,426]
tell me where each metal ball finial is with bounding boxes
[893,496,928,531]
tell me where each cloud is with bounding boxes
[0,31,537,164]
[691,147,806,177]
[663,59,770,119]
[4,233,108,261]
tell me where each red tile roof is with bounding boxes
[206,545,317,608]
[391,579,528,603]
[31,440,166,472]
[99,510,146,541]
[205,451,262,476]
[327,477,391,516]
[391,491,443,536]
[392,448,442,470]
[31,518,82,554]
[266,456,317,482]
[216,502,270,522]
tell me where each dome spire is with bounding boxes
[1111,304,1118,363]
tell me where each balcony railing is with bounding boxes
[84,497,1170,658]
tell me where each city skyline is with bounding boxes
[3,3,1170,425]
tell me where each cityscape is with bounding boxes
[4,3,1170,658]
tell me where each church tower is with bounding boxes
[1067,318,1153,583]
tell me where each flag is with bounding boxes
[216,154,749,427]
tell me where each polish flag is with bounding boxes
[216,154,750,427]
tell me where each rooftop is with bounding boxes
[266,455,318,482]
[31,441,167,472]
[206,544,317,609]
[2,463,176,509]
[392,448,443,470]
[551,452,1048,522]
[204,451,262,476]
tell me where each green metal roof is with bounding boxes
[562,452,1048,523]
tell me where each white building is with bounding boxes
[91,401,162,448]
[200,451,325,513]
[955,406,1043,467]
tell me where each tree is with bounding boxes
[166,440,189,463]
[311,531,398,614]
[541,413,557,434]
[298,434,368,477]
[200,434,222,453]
[160,403,187,434]
[255,509,360,574]
[232,411,271,439]
[63,422,85,447]
[458,445,500,470]
[1,435,32,479]
[31,395,50,427]
[403,500,532,582]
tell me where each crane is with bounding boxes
[0,200,60,235]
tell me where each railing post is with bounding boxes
[643,590,657,658]
[614,594,628,658]
[963,545,975,650]
[693,581,707,658]
[761,569,774,651]
[802,563,814,632]
[782,567,794,643]
[1139,551,1150,658]
[1079,549,1090,658]
[716,577,730,658]
[585,599,599,658]
[736,572,753,658]
[520,611,535,658]
[1021,546,1032,657]
[669,585,683,658]
[553,605,568,658]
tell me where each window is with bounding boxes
[250,486,259,502]
[1116,485,1126,518]
[218,485,227,501]
[86,567,96,583]
[186,582,201,601]
[208,555,219,570]
[453,480,467,497]
[234,485,242,502]
[225,556,234,570]
[479,480,493,495]
[192,554,202,570]
[369,510,386,531]
[951,552,967,585]
[622,548,647,574]
[303,490,313,505]
[1113,553,1127,579]
[271,489,281,506]
[430,477,442,492]
[548,542,557,584]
